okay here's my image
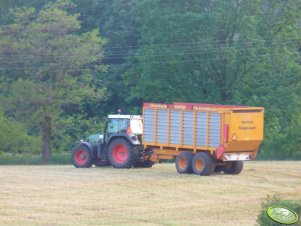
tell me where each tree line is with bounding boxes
[0,0,301,162]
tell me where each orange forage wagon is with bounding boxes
[142,102,264,175]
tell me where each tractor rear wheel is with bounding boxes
[72,145,93,168]
[192,152,215,176]
[108,138,137,168]
[223,161,244,175]
[175,151,193,174]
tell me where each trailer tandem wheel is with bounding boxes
[214,165,224,173]
[223,161,244,175]
[192,152,215,176]
[175,152,193,174]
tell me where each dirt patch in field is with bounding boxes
[0,161,300,225]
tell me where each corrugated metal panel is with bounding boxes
[183,111,194,145]
[143,109,155,142]
[156,110,168,144]
[170,110,181,144]
[196,112,207,146]
[209,113,221,147]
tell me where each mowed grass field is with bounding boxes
[0,162,300,226]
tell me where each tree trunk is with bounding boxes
[41,116,52,164]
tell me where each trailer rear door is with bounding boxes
[224,108,264,154]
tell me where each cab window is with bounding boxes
[106,118,129,134]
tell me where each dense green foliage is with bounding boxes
[0,0,301,162]
[0,0,106,162]
[257,195,301,226]
[0,110,40,154]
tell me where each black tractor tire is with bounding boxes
[175,151,193,174]
[108,138,138,168]
[94,158,109,167]
[192,152,215,176]
[134,145,145,164]
[214,165,224,173]
[223,161,244,175]
[71,145,93,168]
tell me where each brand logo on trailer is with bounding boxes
[149,104,168,109]
[266,206,299,225]
[174,105,187,110]
[192,106,218,112]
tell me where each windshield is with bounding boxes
[107,118,130,134]
[106,117,142,135]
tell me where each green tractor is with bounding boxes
[71,115,153,168]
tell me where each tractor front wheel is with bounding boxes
[71,145,93,168]
[108,138,137,168]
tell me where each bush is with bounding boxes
[52,115,105,153]
[257,195,301,226]
[0,110,40,154]
[258,116,301,160]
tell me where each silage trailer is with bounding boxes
[71,102,264,176]
[142,102,264,175]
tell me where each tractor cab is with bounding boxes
[104,115,142,141]
[86,115,143,145]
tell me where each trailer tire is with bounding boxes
[223,161,244,175]
[175,152,193,174]
[214,165,224,173]
[192,152,215,176]
[108,138,137,168]
[71,145,93,168]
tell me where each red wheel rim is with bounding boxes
[112,144,128,164]
[75,150,88,165]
